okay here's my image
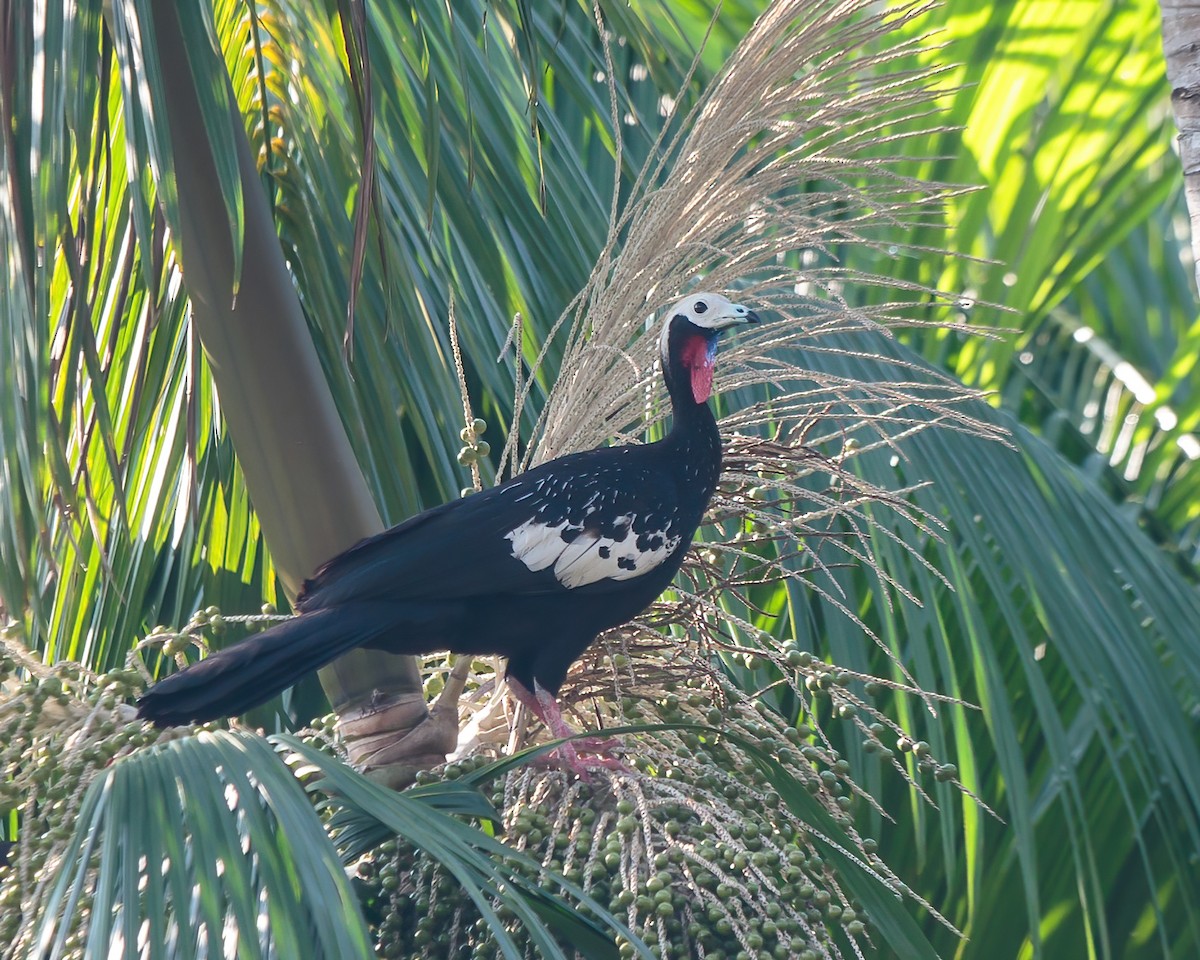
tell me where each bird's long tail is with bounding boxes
[136,604,397,727]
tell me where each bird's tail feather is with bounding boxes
[136,604,395,727]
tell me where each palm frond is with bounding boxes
[12,721,644,960]
[787,334,1200,956]
[25,730,373,959]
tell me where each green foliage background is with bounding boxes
[1,0,1198,957]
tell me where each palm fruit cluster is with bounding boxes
[0,639,167,956]
[0,612,962,959]
[358,680,924,960]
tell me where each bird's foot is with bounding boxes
[569,734,621,755]
[535,739,631,780]
[508,678,631,779]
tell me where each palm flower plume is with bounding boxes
[459,0,1005,746]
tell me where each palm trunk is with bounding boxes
[151,1,454,783]
[1162,0,1200,294]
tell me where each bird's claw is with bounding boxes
[570,735,621,754]
[507,677,632,779]
[535,739,632,780]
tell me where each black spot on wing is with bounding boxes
[560,526,582,543]
[637,532,665,552]
[617,556,637,571]
[598,545,611,559]
[600,515,633,540]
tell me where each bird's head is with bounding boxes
[658,292,760,404]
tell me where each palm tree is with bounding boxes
[1,0,1197,957]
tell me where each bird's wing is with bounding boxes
[297,447,687,610]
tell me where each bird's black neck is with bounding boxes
[663,367,720,448]
[660,329,724,501]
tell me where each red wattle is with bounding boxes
[680,334,715,403]
[690,361,714,403]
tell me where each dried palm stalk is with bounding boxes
[465,0,1004,740]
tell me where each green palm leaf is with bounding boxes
[26,730,645,960]
[31,731,373,959]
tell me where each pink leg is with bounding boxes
[507,678,628,777]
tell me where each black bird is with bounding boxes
[137,293,758,764]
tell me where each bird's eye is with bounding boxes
[694,301,708,314]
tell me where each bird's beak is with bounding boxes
[716,304,760,329]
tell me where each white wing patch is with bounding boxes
[506,515,682,589]
[504,518,571,572]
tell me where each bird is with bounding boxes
[137,293,759,769]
